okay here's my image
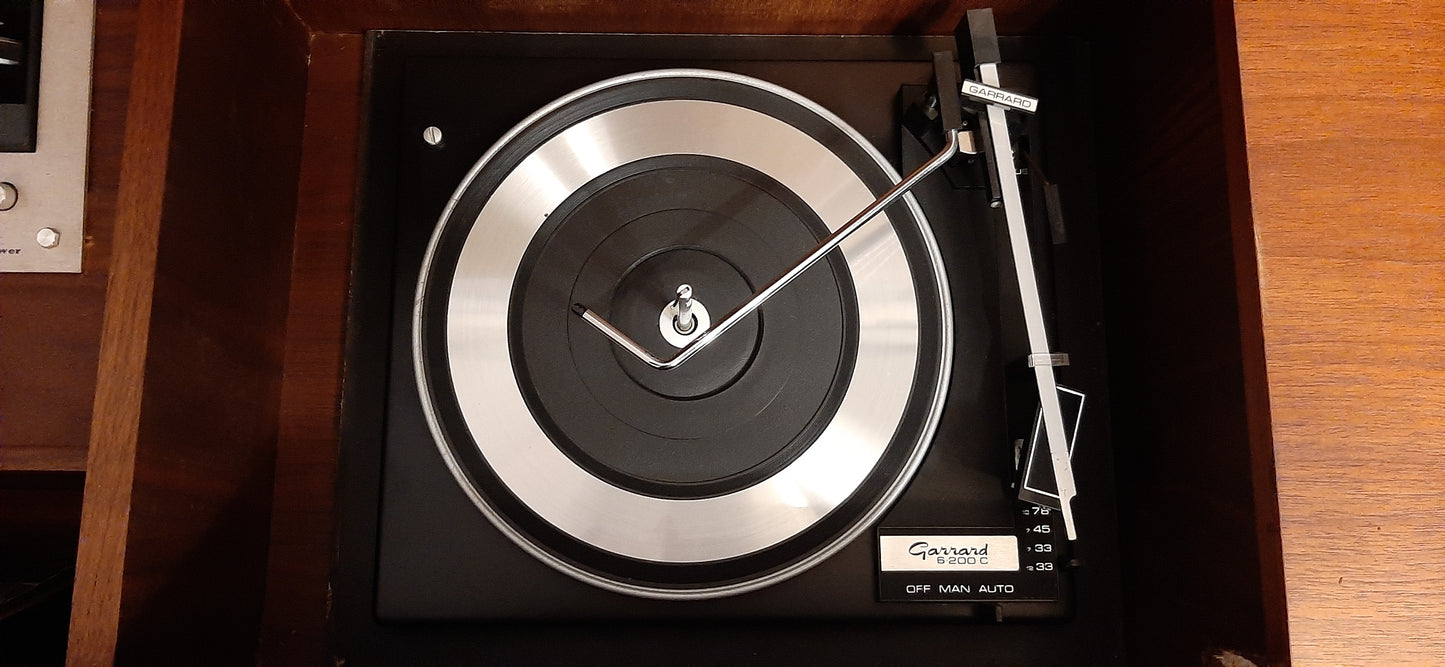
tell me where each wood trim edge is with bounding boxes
[67,0,188,662]
[1213,4,1290,664]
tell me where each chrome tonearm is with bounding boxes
[573,19,1080,541]
[572,127,966,371]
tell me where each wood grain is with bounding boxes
[0,0,137,472]
[1214,1,1290,663]
[256,31,365,665]
[284,0,1068,35]
[69,0,187,659]
[67,0,311,662]
[1233,1,1445,663]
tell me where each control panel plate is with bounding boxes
[0,0,95,273]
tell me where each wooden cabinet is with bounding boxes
[1233,3,1445,663]
[0,0,1438,664]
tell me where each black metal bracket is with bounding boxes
[956,10,1005,207]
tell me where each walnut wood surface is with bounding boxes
[285,0,1066,35]
[68,0,186,659]
[1233,2,1445,664]
[256,31,365,665]
[66,0,311,663]
[0,0,136,472]
[1215,2,1290,663]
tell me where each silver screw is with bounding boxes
[422,126,444,146]
[36,227,60,249]
[0,182,16,211]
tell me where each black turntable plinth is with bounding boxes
[336,25,1125,665]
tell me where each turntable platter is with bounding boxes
[413,70,952,598]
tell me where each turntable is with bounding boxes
[340,9,1124,662]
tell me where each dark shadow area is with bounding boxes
[0,471,83,666]
[1087,1,1285,663]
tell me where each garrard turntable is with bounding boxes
[338,9,1124,663]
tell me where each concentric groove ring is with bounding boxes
[413,69,953,599]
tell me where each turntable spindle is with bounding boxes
[656,282,712,349]
[673,284,696,334]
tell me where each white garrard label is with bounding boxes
[879,535,1019,572]
[959,80,1040,114]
